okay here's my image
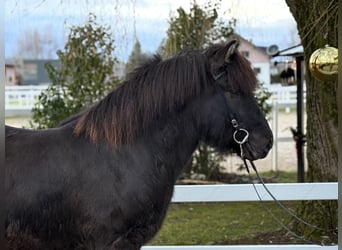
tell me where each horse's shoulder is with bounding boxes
[5,125,46,140]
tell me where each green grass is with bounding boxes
[250,170,298,183]
[150,201,298,245]
[149,171,298,246]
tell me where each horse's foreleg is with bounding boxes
[110,236,141,250]
[108,221,161,250]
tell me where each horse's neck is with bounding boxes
[147,105,200,178]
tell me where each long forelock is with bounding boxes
[226,51,258,95]
[74,52,213,147]
[206,44,258,95]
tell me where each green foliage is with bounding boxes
[159,1,271,180]
[160,0,236,180]
[31,14,120,128]
[159,0,236,57]
[255,82,272,118]
[31,84,68,128]
[191,144,226,180]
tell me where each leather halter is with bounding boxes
[212,70,249,159]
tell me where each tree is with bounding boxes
[16,25,59,59]
[159,0,235,58]
[285,0,337,243]
[159,0,272,180]
[31,14,120,128]
[125,38,149,76]
[159,0,237,179]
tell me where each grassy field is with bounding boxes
[150,201,298,245]
[149,171,299,246]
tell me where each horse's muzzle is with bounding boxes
[243,136,273,161]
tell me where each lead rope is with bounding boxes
[232,123,334,245]
[242,159,321,245]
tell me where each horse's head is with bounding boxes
[198,40,273,161]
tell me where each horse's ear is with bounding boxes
[224,39,239,63]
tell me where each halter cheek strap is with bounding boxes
[222,93,249,159]
[212,71,226,81]
[212,71,249,159]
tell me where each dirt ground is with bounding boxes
[5,110,306,173]
[5,115,32,128]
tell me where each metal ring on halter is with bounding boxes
[233,128,249,145]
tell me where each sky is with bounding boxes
[5,0,300,62]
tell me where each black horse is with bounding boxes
[5,40,273,250]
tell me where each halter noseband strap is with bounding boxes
[212,71,226,81]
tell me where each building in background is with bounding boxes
[232,34,271,86]
[5,60,18,86]
[5,58,60,86]
[4,58,126,86]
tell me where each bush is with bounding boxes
[31,14,120,128]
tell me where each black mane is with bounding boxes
[74,51,213,147]
[74,44,257,147]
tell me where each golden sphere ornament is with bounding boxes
[308,45,338,81]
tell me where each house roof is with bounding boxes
[231,33,270,57]
[5,58,18,66]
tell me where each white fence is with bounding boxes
[266,84,306,107]
[4,84,303,115]
[144,246,336,250]
[144,247,336,250]
[5,85,48,115]
[143,182,337,250]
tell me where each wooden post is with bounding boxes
[296,55,305,183]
